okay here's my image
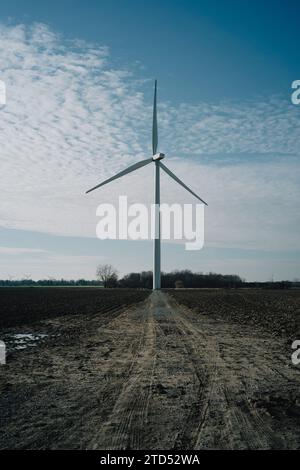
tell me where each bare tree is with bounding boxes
[96,264,118,288]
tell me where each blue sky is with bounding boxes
[1,0,300,103]
[2,0,299,102]
[0,0,300,281]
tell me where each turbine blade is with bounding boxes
[160,162,208,205]
[86,158,153,194]
[152,79,158,155]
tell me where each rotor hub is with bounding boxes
[152,153,165,161]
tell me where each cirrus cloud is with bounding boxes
[0,21,299,257]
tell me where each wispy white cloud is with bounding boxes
[161,97,300,156]
[0,22,299,256]
[0,246,47,255]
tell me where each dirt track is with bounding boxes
[1,291,300,449]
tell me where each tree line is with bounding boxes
[1,264,294,289]
[118,270,244,289]
[0,278,101,287]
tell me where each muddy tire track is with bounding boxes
[167,294,300,449]
[91,297,156,450]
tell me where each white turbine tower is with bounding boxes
[86,80,207,290]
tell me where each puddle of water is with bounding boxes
[4,333,48,351]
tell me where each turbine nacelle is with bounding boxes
[152,153,165,161]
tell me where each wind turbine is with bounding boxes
[86,80,207,290]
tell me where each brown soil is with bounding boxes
[1,290,300,449]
